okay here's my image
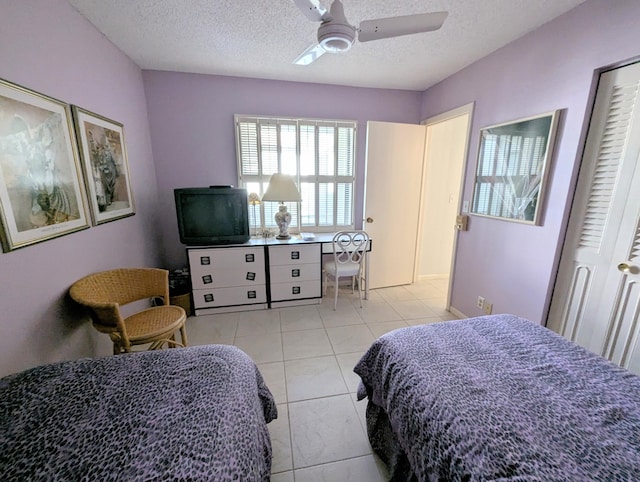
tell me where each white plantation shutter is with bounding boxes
[299,124,315,176]
[318,124,335,176]
[260,123,278,175]
[337,127,354,176]
[336,182,352,225]
[300,182,316,225]
[236,115,356,232]
[280,123,297,175]
[238,122,259,175]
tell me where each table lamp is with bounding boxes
[248,192,261,237]
[261,174,302,240]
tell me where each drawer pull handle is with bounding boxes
[292,286,301,295]
[291,251,300,260]
[247,291,257,299]
[246,272,256,281]
[245,254,255,263]
[202,275,213,284]
[292,269,300,278]
[200,256,211,265]
[204,294,214,303]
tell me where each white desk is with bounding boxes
[249,233,371,300]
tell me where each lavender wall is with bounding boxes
[420,0,640,323]
[0,0,161,376]
[142,71,422,268]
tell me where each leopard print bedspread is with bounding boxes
[0,345,277,481]
[354,314,640,481]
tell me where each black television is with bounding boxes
[174,187,250,245]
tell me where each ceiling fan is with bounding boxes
[292,0,448,65]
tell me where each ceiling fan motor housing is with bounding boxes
[318,21,356,52]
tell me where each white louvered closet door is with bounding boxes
[548,62,640,374]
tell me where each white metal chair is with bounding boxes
[323,230,370,310]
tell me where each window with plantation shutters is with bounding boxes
[235,115,356,233]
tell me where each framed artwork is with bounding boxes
[470,110,560,225]
[0,78,90,252]
[72,106,135,225]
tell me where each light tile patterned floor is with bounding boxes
[186,278,457,481]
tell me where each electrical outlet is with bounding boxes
[484,302,493,315]
[476,296,485,309]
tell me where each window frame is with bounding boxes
[235,114,357,234]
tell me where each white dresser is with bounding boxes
[268,243,322,308]
[188,246,268,314]
[187,239,323,315]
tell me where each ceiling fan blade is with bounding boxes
[293,43,327,65]
[358,11,447,42]
[292,0,331,22]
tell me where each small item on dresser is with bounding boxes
[300,232,316,240]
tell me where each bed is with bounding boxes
[0,344,277,481]
[354,314,640,481]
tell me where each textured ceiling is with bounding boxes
[67,0,586,91]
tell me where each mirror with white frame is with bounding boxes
[471,110,560,224]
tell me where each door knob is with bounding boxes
[366,217,374,223]
[618,262,631,273]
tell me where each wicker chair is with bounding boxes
[70,268,188,354]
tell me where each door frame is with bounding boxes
[415,102,474,310]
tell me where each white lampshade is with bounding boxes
[261,174,302,202]
[261,174,301,240]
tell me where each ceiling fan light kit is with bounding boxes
[318,22,355,52]
[292,0,447,65]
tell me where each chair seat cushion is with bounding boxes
[323,260,360,277]
[124,305,186,342]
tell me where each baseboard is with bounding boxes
[449,306,468,319]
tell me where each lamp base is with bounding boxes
[274,204,292,239]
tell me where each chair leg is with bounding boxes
[358,275,363,308]
[323,270,327,296]
[334,275,339,310]
[351,276,355,293]
[180,325,188,347]
[149,340,163,350]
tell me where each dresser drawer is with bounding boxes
[270,280,321,302]
[268,244,320,266]
[190,266,266,289]
[188,246,265,271]
[192,285,267,309]
[269,263,321,284]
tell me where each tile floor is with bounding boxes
[186,278,456,481]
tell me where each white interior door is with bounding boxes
[363,121,426,289]
[601,154,640,373]
[548,62,640,373]
[417,111,470,278]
